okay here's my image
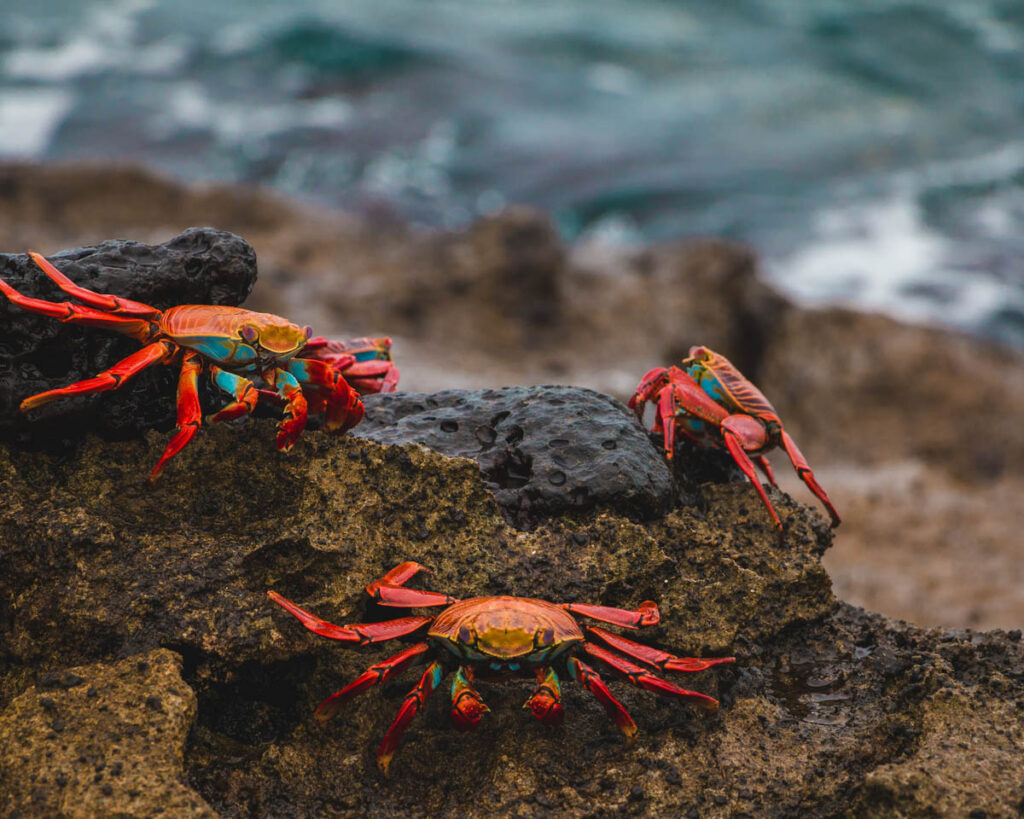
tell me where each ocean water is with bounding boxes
[2,0,1024,343]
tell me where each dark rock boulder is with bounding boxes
[0,228,257,449]
[356,386,675,524]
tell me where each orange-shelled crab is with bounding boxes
[630,346,840,530]
[268,562,734,773]
[0,252,397,478]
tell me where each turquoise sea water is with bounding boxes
[2,0,1024,341]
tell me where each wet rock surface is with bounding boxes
[0,227,256,450]
[0,418,1021,817]
[355,387,674,524]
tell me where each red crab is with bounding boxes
[630,346,840,530]
[268,562,734,773]
[0,252,367,479]
[298,335,400,395]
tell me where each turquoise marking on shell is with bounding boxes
[353,349,385,362]
[687,363,727,404]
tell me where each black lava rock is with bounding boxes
[356,386,674,524]
[0,228,257,449]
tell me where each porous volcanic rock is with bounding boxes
[355,387,675,524]
[0,649,215,818]
[1,411,1021,817]
[0,227,256,449]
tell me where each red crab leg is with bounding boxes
[780,430,841,527]
[364,562,459,608]
[562,600,659,629]
[582,642,720,712]
[586,626,735,674]
[567,656,637,743]
[377,660,446,774]
[366,561,430,590]
[267,590,432,643]
[149,351,204,481]
[720,417,782,531]
[370,585,459,608]
[450,666,489,731]
[27,252,162,318]
[287,357,364,433]
[314,642,431,722]
[0,276,155,341]
[755,455,777,486]
[19,339,174,413]
[264,368,308,451]
[524,666,564,727]
[344,360,401,395]
[208,366,259,423]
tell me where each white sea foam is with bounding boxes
[771,193,1017,329]
[0,89,74,158]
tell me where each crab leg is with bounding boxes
[314,642,431,722]
[524,666,564,727]
[755,455,777,486]
[562,600,659,629]
[364,562,460,608]
[450,666,489,731]
[267,590,432,643]
[208,366,259,423]
[19,339,174,413]
[780,430,841,527]
[720,417,782,531]
[287,357,364,432]
[265,368,308,451]
[587,626,735,674]
[582,642,720,712]
[377,660,446,773]
[567,656,637,743]
[0,275,155,341]
[27,252,162,317]
[149,351,204,481]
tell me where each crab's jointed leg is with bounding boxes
[267,590,432,643]
[149,351,203,481]
[755,455,777,486]
[264,368,308,451]
[568,656,637,743]
[27,252,161,318]
[780,430,841,527]
[314,642,431,722]
[586,626,735,674]
[450,666,489,731]
[208,366,259,424]
[719,415,782,530]
[287,356,364,432]
[562,600,659,629]
[582,642,720,712]
[524,666,564,727]
[19,339,174,413]
[377,660,446,774]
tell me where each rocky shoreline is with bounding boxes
[1,160,1023,629]
[0,163,1022,816]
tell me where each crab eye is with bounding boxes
[540,627,554,645]
[303,325,313,340]
[241,325,258,343]
[458,625,473,643]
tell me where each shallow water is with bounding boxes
[2,0,1024,341]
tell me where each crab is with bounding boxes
[268,562,734,773]
[629,345,840,531]
[298,335,400,395]
[0,251,366,479]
